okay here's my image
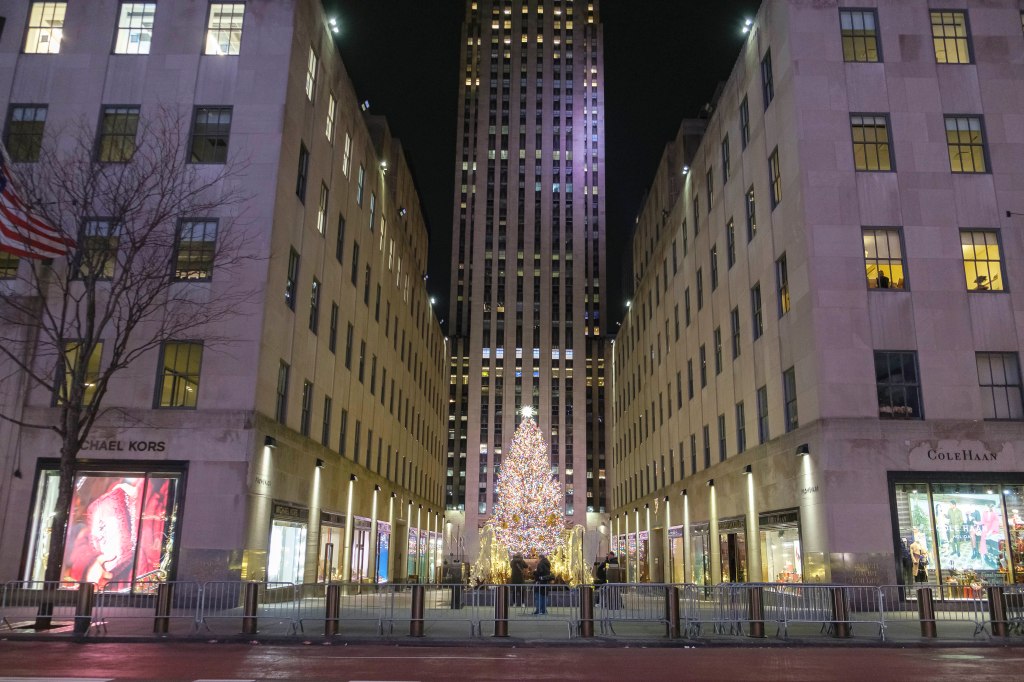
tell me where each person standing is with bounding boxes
[910,536,929,583]
[510,554,528,607]
[947,501,965,557]
[533,553,551,615]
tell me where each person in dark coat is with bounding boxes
[510,554,528,606]
[533,554,551,615]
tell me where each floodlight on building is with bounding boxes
[350,474,358,482]
[682,165,690,175]
[374,484,382,492]
[361,100,371,111]
[625,300,631,308]
[264,435,278,448]
[380,159,388,172]
[430,297,436,306]
[706,479,715,487]
[399,207,408,217]
[795,443,810,457]
[742,18,754,34]
[664,496,669,502]
[315,458,325,469]
[743,464,753,475]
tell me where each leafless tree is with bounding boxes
[0,109,253,624]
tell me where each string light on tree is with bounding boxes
[487,406,565,557]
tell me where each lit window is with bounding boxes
[931,11,971,64]
[850,114,893,171]
[776,253,790,316]
[356,164,365,205]
[976,353,1023,420]
[57,341,102,406]
[342,133,352,176]
[114,3,156,55]
[305,47,318,101]
[863,228,905,290]
[24,2,66,54]
[5,105,47,162]
[205,3,245,56]
[0,252,19,279]
[840,8,880,62]
[945,115,987,173]
[174,219,217,280]
[326,93,336,142]
[189,107,231,163]
[97,106,139,162]
[156,342,203,408]
[768,147,781,208]
[960,230,1003,292]
[875,351,922,419]
[317,182,328,234]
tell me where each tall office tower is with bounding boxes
[445,0,607,559]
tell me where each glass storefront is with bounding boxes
[718,516,747,583]
[407,528,419,580]
[350,516,373,582]
[760,509,802,583]
[25,465,185,593]
[376,520,391,583]
[894,482,1024,587]
[317,511,344,583]
[690,523,711,586]
[268,502,308,584]
[668,526,685,584]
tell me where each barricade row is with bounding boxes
[3,580,1024,641]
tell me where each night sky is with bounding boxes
[325,0,762,329]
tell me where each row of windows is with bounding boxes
[5,104,231,164]
[617,349,1023,505]
[23,1,244,56]
[850,113,989,174]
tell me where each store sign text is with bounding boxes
[927,448,997,462]
[82,439,166,452]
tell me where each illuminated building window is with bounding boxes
[326,93,336,142]
[156,341,203,408]
[305,46,318,100]
[931,10,972,64]
[5,105,47,162]
[850,114,893,171]
[205,3,245,55]
[840,8,880,62]
[56,341,102,406]
[776,253,790,316]
[960,230,1003,292]
[945,115,987,173]
[173,219,218,281]
[114,3,156,55]
[97,106,139,163]
[863,227,905,290]
[24,2,66,54]
[317,182,328,234]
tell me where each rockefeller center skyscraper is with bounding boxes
[445,0,608,558]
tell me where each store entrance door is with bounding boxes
[719,532,747,583]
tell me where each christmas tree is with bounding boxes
[488,408,565,556]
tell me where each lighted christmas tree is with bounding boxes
[488,407,565,557]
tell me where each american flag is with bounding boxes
[0,145,74,259]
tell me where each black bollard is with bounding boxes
[325,583,341,636]
[410,584,425,637]
[74,583,95,635]
[830,587,850,638]
[988,586,1008,637]
[579,585,595,638]
[748,585,765,638]
[241,581,259,635]
[664,585,680,639]
[494,585,510,637]
[154,582,174,634]
[917,586,936,638]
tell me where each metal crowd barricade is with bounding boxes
[198,581,299,635]
[294,582,396,636]
[91,581,201,635]
[687,583,747,636]
[0,581,79,631]
[595,583,668,637]
[1005,585,1024,635]
[769,584,842,639]
[934,583,989,637]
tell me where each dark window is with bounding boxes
[875,350,923,419]
[351,240,360,286]
[713,327,722,375]
[717,414,727,462]
[275,361,289,423]
[756,386,769,444]
[296,143,309,201]
[190,107,231,163]
[751,283,763,339]
[735,401,746,453]
[328,302,338,353]
[339,408,348,456]
[739,96,750,149]
[344,323,353,369]
[97,106,139,162]
[730,307,741,359]
[76,219,118,280]
[309,278,321,333]
[5,105,47,162]
[761,50,774,109]
[300,380,313,436]
[710,245,719,291]
[726,219,736,268]
[783,367,798,432]
[745,187,757,241]
[0,252,18,279]
[699,344,707,388]
[977,353,1023,420]
[335,213,346,263]
[769,147,782,208]
[721,135,731,184]
[173,219,217,280]
[321,396,332,447]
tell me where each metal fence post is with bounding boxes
[988,586,1008,637]
[579,585,595,638]
[664,585,680,639]
[494,585,509,637]
[410,584,425,637]
[830,586,850,638]
[325,583,341,636]
[241,581,259,635]
[916,586,936,638]
[153,582,174,634]
[74,583,95,635]
[748,585,765,638]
